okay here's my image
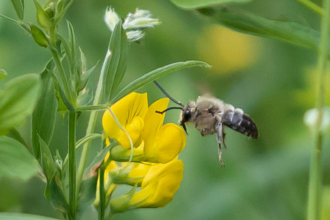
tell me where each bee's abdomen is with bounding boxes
[222,108,259,139]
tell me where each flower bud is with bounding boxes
[105,7,120,32]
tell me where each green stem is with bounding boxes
[69,112,77,219]
[296,0,324,15]
[99,162,106,220]
[306,0,330,220]
[76,50,112,198]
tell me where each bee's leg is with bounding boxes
[222,127,227,149]
[216,123,225,166]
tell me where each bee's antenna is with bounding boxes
[156,107,183,114]
[154,81,184,107]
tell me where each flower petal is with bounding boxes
[154,123,186,163]
[130,159,184,208]
[103,92,148,149]
[142,98,169,157]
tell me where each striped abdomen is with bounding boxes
[222,107,259,139]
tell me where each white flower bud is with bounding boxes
[105,7,120,32]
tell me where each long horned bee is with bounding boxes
[154,81,258,166]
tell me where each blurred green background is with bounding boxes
[1,0,330,219]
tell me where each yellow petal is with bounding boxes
[130,159,184,208]
[102,92,148,149]
[154,123,186,163]
[142,98,169,157]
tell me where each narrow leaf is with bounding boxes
[77,61,98,92]
[0,74,41,134]
[11,0,24,20]
[0,136,39,181]
[34,0,52,28]
[52,75,75,112]
[32,60,58,159]
[0,213,60,220]
[103,21,129,102]
[171,0,252,9]
[39,135,56,199]
[198,7,323,50]
[111,60,211,104]
[0,69,8,80]
[76,133,102,150]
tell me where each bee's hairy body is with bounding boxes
[179,96,259,166]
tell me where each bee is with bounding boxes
[154,81,259,166]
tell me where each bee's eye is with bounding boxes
[184,109,191,121]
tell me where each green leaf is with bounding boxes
[10,1,24,19]
[10,0,24,20]
[0,69,8,81]
[0,213,60,220]
[77,61,98,93]
[0,136,39,181]
[0,74,42,135]
[198,8,322,50]
[49,174,69,213]
[39,136,56,199]
[77,174,98,215]
[52,75,75,112]
[7,128,29,150]
[34,0,52,29]
[76,133,102,150]
[30,24,49,48]
[103,20,129,102]
[171,0,252,9]
[32,60,58,159]
[111,60,211,104]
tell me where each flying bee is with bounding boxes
[154,81,259,166]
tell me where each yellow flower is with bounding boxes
[110,162,151,186]
[130,158,184,208]
[110,158,184,212]
[103,92,148,149]
[103,92,186,163]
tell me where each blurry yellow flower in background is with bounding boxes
[103,92,186,163]
[197,25,261,75]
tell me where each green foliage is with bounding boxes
[111,60,211,104]
[32,60,58,159]
[77,174,98,215]
[103,21,129,103]
[30,24,49,48]
[0,74,41,135]
[198,7,323,51]
[10,0,24,20]
[171,0,253,9]
[49,174,70,214]
[39,136,56,199]
[0,136,39,181]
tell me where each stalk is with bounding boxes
[69,112,77,219]
[306,0,330,219]
[296,0,324,15]
[98,162,106,220]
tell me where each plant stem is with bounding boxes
[98,162,106,220]
[69,112,77,219]
[296,0,324,15]
[306,0,330,220]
